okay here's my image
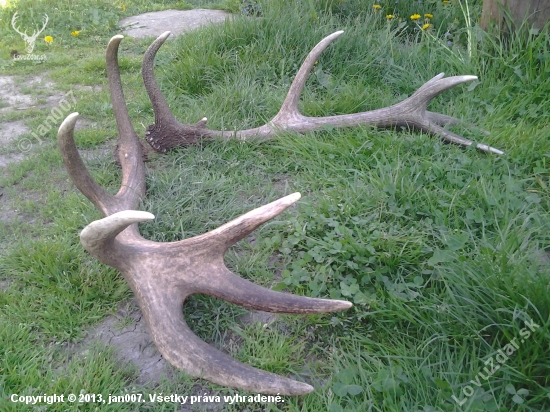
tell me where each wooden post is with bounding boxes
[480,0,550,32]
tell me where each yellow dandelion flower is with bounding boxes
[443,0,449,4]
[71,30,80,37]
[425,13,433,19]
[373,4,381,10]
[44,35,53,44]
[121,5,126,11]
[422,23,432,30]
[386,14,394,19]
[410,14,421,21]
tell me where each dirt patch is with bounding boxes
[0,75,63,112]
[0,76,35,110]
[0,120,29,146]
[0,74,69,166]
[0,190,19,226]
[75,299,169,386]
[0,279,12,292]
[0,150,26,168]
[119,9,232,39]
[69,297,284,389]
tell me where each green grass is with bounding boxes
[1,0,549,411]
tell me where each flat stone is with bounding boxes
[118,9,231,39]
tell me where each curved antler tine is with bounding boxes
[58,113,116,215]
[201,265,352,313]
[106,34,146,210]
[106,35,137,141]
[143,288,315,395]
[476,143,504,155]
[142,31,176,125]
[426,112,464,127]
[426,111,491,136]
[275,31,345,119]
[425,122,504,154]
[204,193,301,252]
[414,72,446,94]
[409,74,478,104]
[80,210,154,256]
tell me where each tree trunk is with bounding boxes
[480,0,550,32]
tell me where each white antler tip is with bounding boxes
[477,144,504,155]
[285,192,301,204]
[109,35,124,47]
[116,210,155,222]
[334,300,353,309]
[80,210,155,250]
[58,112,80,135]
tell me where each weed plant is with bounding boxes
[0,0,549,411]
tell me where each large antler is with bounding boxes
[58,35,352,396]
[143,31,503,155]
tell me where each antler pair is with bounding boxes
[58,30,502,396]
[143,31,503,155]
[58,34,351,396]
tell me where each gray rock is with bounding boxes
[118,9,232,39]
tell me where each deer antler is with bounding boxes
[143,31,503,155]
[58,35,352,396]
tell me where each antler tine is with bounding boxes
[200,264,352,313]
[273,30,345,122]
[80,210,154,266]
[409,73,477,102]
[206,192,301,251]
[141,286,316,395]
[142,31,176,126]
[105,35,146,211]
[58,113,117,215]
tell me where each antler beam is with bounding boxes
[58,35,352,396]
[143,31,503,155]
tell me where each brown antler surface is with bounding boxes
[58,35,352,396]
[143,31,503,155]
